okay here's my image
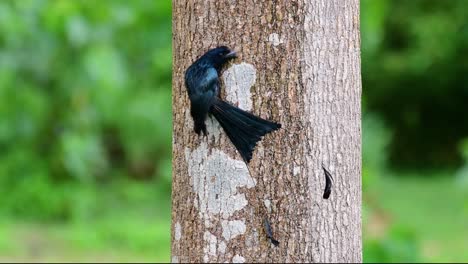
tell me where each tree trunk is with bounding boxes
[171,0,362,263]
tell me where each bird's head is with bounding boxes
[201,46,237,69]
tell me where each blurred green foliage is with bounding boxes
[364,224,421,263]
[362,0,468,169]
[1,0,467,262]
[0,0,171,218]
[361,0,468,262]
[0,0,171,261]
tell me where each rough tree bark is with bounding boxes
[172,0,361,263]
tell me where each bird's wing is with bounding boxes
[199,67,219,95]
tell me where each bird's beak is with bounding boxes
[225,50,237,59]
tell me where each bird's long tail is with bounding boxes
[210,98,281,163]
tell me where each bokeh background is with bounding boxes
[0,0,466,262]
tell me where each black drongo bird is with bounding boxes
[184,46,281,163]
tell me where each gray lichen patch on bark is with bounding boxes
[232,254,246,263]
[184,142,256,219]
[205,115,223,142]
[267,33,284,46]
[221,219,247,241]
[222,63,256,111]
[174,221,182,241]
[203,231,219,262]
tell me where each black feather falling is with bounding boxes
[263,217,279,246]
[322,165,334,199]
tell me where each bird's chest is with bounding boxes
[188,68,219,97]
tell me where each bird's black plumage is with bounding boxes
[184,46,281,163]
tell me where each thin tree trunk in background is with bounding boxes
[172,0,362,262]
